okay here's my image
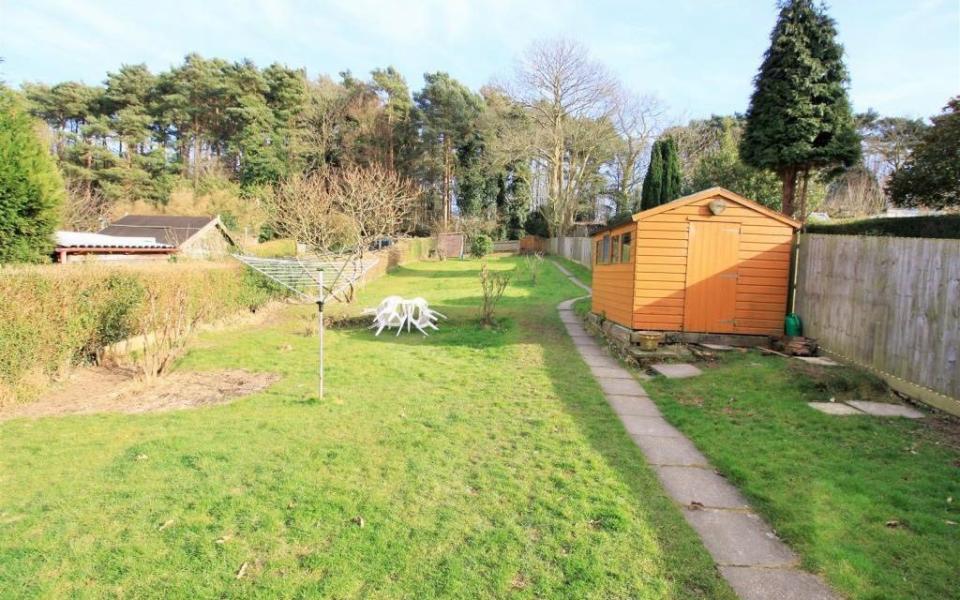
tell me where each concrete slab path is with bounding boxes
[550,260,838,600]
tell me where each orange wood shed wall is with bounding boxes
[592,193,795,336]
[590,222,636,326]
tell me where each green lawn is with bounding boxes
[0,256,733,599]
[550,255,592,286]
[643,352,960,600]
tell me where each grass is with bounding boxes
[0,256,734,599]
[643,351,960,600]
[550,255,592,286]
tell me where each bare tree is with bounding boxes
[268,165,418,255]
[510,38,618,236]
[62,180,110,231]
[821,166,886,218]
[609,88,667,213]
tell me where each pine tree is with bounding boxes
[0,89,65,263]
[740,0,860,217]
[640,139,664,210]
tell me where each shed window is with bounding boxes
[620,232,632,263]
[610,235,620,263]
[595,240,602,264]
[601,235,611,263]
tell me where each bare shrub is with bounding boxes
[479,264,511,326]
[131,283,205,380]
[268,165,418,255]
[520,252,545,285]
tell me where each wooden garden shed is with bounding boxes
[590,187,801,336]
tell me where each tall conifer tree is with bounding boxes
[740,0,859,217]
[640,139,664,210]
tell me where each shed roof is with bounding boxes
[55,231,174,249]
[99,215,231,247]
[632,187,802,228]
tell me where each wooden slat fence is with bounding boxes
[795,234,959,408]
[547,236,593,268]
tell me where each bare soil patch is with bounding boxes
[1,368,279,421]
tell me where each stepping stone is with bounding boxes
[650,363,702,379]
[606,394,660,417]
[632,435,709,467]
[700,343,735,351]
[795,356,840,366]
[654,466,751,509]
[808,402,863,416]
[682,508,797,567]
[846,401,924,419]
[720,566,838,600]
[623,416,684,438]
[597,377,645,396]
[589,366,632,379]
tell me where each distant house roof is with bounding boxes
[99,215,234,247]
[55,231,174,249]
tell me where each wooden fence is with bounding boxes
[795,234,960,412]
[546,236,593,268]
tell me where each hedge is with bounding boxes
[0,262,281,404]
[805,215,960,239]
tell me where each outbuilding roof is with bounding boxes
[632,187,802,228]
[99,215,224,246]
[55,231,174,249]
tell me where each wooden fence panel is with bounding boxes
[547,236,593,268]
[796,234,960,405]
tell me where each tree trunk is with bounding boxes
[779,166,798,217]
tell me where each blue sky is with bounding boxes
[1,0,957,121]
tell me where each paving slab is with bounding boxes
[590,366,633,379]
[650,363,703,379]
[623,416,684,438]
[808,402,863,416]
[575,346,611,359]
[580,355,620,369]
[606,394,660,417]
[682,508,797,567]
[654,466,751,509]
[846,400,924,419]
[631,435,710,467]
[720,566,838,600]
[700,343,736,351]
[795,356,840,366]
[597,377,646,396]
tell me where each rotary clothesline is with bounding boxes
[233,252,380,399]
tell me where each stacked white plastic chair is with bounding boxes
[364,297,446,336]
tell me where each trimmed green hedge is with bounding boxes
[805,215,960,239]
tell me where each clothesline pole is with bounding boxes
[318,271,324,400]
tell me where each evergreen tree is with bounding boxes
[887,97,960,209]
[0,89,64,263]
[640,139,664,210]
[659,137,682,204]
[740,0,860,217]
[640,137,682,210]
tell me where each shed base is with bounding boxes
[662,331,772,348]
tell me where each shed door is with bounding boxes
[683,221,740,333]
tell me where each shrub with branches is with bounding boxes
[268,165,418,255]
[479,264,511,326]
[519,252,545,285]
